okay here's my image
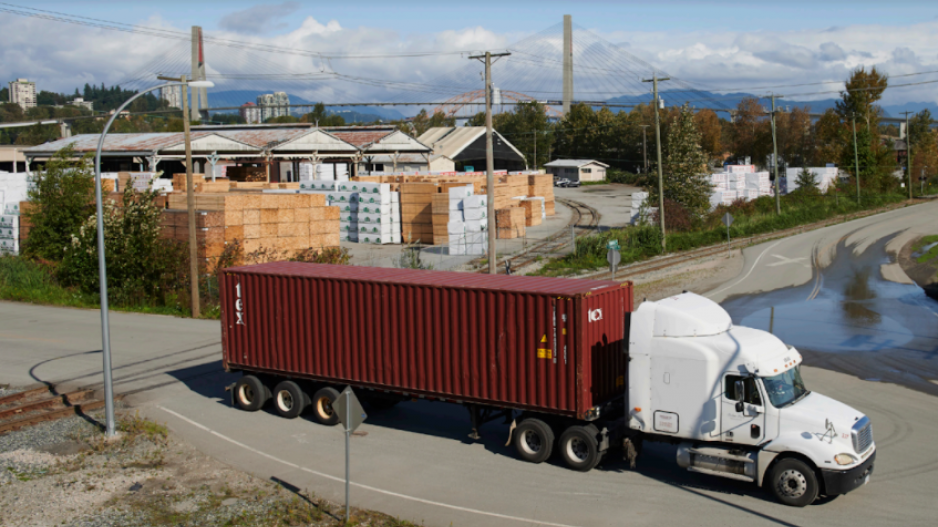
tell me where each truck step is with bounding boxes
[687,465,754,482]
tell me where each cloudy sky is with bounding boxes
[2,0,937,109]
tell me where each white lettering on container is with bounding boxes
[235,282,245,326]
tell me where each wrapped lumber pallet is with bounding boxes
[495,207,526,239]
[400,182,436,244]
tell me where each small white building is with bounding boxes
[69,97,94,111]
[544,159,608,183]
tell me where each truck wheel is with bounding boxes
[768,458,819,507]
[273,380,307,418]
[234,375,268,412]
[311,387,341,426]
[559,424,602,471]
[514,418,554,464]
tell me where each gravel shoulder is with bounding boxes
[0,404,419,527]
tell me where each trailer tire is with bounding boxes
[768,457,819,507]
[234,375,268,412]
[272,380,307,418]
[559,424,602,471]
[311,387,341,426]
[514,418,554,464]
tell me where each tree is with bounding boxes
[300,102,344,126]
[911,129,938,190]
[649,104,711,217]
[835,67,888,129]
[693,109,723,161]
[730,97,768,164]
[835,68,895,192]
[266,115,300,124]
[22,145,95,262]
[408,109,454,137]
[812,109,844,166]
[908,109,933,148]
[795,167,819,195]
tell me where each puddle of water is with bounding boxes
[723,235,938,396]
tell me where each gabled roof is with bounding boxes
[417,126,525,161]
[161,133,260,153]
[362,130,432,153]
[544,159,610,168]
[272,129,358,152]
[22,133,194,155]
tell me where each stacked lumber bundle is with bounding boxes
[225,166,266,182]
[230,181,268,190]
[431,193,450,245]
[200,179,231,193]
[527,174,555,216]
[400,182,436,244]
[159,193,340,270]
[520,198,544,227]
[495,207,526,239]
[172,173,206,193]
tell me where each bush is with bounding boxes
[59,185,189,306]
[650,198,695,232]
[22,145,95,261]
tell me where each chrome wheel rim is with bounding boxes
[238,384,254,405]
[318,397,334,417]
[520,430,542,455]
[777,469,807,498]
[566,437,589,462]
[277,390,294,411]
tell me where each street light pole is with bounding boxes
[642,73,670,251]
[901,110,913,199]
[94,78,214,437]
[640,125,649,175]
[469,50,510,274]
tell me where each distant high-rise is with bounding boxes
[256,91,290,122]
[8,78,36,110]
[161,86,181,109]
[240,102,261,124]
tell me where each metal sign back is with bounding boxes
[606,249,621,267]
[722,213,734,227]
[334,386,367,433]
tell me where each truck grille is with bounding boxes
[852,417,873,454]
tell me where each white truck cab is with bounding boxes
[627,293,875,506]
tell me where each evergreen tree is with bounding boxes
[649,104,711,217]
[795,167,819,194]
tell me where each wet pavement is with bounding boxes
[723,235,938,397]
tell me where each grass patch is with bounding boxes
[913,235,938,264]
[537,192,909,276]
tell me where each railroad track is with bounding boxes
[583,200,917,281]
[0,385,124,435]
[474,197,601,275]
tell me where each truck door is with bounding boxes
[720,374,766,444]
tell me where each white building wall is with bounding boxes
[8,79,36,110]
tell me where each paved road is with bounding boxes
[2,201,937,527]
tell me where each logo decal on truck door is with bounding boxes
[588,308,603,322]
[235,282,245,326]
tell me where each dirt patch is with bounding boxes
[898,235,938,300]
[0,409,419,527]
[629,249,745,304]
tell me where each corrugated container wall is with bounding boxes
[220,263,632,419]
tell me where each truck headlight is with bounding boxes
[835,453,858,465]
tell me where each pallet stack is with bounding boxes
[159,193,340,270]
[495,207,526,239]
[431,193,450,245]
[0,171,28,255]
[520,198,544,227]
[226,166,266,182]
[400,182,436,244]
[527,174,555,216]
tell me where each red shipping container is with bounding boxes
[220,263,632,419]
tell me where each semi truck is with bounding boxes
[220,263,875,507]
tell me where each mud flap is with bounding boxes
[505,418,517,447]
[623,436,642,469]
[224,382,237,408]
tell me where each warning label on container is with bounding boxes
[537,348,552,359]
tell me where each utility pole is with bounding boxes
[901,110,913,199]
[160,74,200,316]
[469,50,511,274]
[852,113,860,206]
[642,73,670,251]
[640,125,649,175]
[770,94,783,215]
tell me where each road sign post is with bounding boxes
[722,213,734,258]
[334,386,367,523]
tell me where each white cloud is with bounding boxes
[2,12,936,113]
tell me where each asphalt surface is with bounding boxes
[2,200,937,527]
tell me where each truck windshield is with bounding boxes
[762,366,809,408]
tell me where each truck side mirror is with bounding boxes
[735,401,744,413]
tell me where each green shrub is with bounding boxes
[22,145,95,261]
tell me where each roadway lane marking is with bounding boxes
[707,240,784,298]
[156,405,583,527]
[766,255,809,268]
